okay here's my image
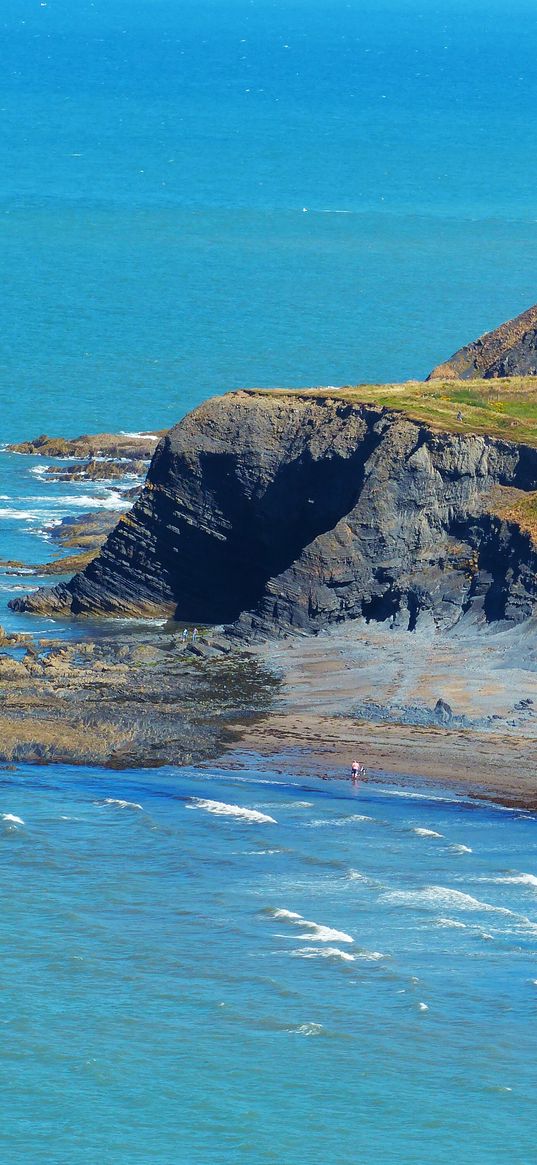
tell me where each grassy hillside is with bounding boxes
[247,377,537,447]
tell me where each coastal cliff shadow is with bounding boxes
[169,432,382,624]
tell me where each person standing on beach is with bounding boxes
[351,761,362,782]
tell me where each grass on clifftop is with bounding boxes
[247,377,537,447]
[491,488,537,542]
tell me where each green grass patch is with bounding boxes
[243,377,537,446]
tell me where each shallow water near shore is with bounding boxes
[0,758,535,1163]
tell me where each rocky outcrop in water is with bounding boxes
[7,431,163,460]
[10,389,537,635]
[428,303,537,380]
[43,458,148,482]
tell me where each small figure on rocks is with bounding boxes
[182,628,188,643]
[434,698,453,724]
[351,760,364,782]
[192,627,198,642]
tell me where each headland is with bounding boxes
[4,308,537,805]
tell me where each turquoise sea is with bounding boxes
[1,764,536,1164]
[1,0,537,1160]
[4,0,537,438]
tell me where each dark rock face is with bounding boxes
[428,304,537,380]
[10,390,537,636]
[434,699,453,724]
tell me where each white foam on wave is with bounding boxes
[31,491,127,511]
[4,584,38,592]
[262,800,312,809]
[412,828,444,838]
[307,813,372,827]
[221,774,305,789]
[433,917,467,929]
[39,517,62,530]
[289,1022,325,1035]
[490,872,537,889]
[271,908,353,943]
[96,798,143,811]
[243,849,281,856]
[449,844,473,854]
[187,798,276,824]
[381,789,463,804]
[0,508,42,520]
[418,1002,429,1012]
[346,869,384,893]
[2,813,24,826]
[292,946,356,962]
[300,922,354,943]
[380,885,514,915]
[119,431,159,440]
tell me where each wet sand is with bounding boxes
[225,620,537,809]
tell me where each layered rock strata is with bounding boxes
[10,390,537,635]
[428,303,537,380]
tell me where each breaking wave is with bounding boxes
[291,946,356,962]
[491,872,537,888]
[270,908,353,943]
[379,886,514,914]
[187,798,277,824]
[306,814,373,827]
[95,798,143,811]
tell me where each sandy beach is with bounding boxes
[225,620,537,808]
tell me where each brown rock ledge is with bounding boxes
[7,430,165,460]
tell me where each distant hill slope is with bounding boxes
[428,304,537,380]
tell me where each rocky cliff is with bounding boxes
[428,303,537,380]
[10,389,537,636]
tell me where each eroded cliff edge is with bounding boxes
[10,389,537,636]
[427,302,537,380]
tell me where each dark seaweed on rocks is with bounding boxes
[0,633,280,768]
